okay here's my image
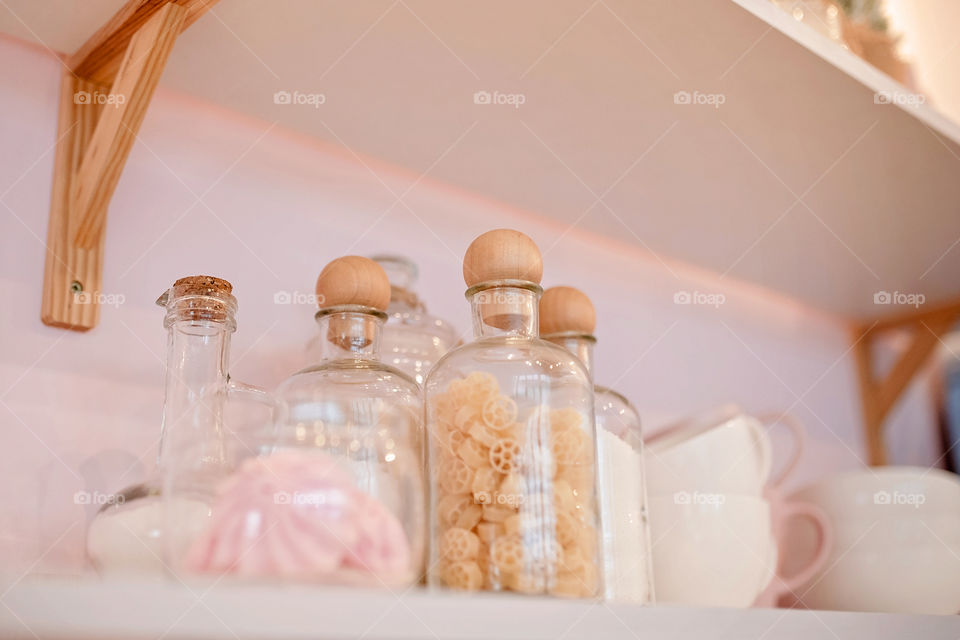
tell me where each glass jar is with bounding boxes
[540,286,653,604]
[88,276,267,576]
[179,257,425,587]
[424,230,601,598]
[370,255,458,385]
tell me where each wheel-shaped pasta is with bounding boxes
[554,509,579,548]
[455,504,483,530]
[471,467,499,502]
[440,527,481,562]
[437,493,474,529]
[464,371,498,406]
[475,522,503,546]
[468,421,498,447]
[489,437,522,474]
[457,437,489,470]
[482,395,518,431]
[550,407,583,433]
[439,457,475,495]
[444,560,483,591]
[491,533,525,574]
[551,427,592,466]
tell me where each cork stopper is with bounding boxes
[172,275,233,296]
[315,256,391,311]
[539,286,596,336]
[463,229,543,288]
[159,275,236,327]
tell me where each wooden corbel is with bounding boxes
[853,300,960,465]
[41,0,219,330]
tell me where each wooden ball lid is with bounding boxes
[315,256,391,310]
[463,229,543,288]
[539,286,596,336]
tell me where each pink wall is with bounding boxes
[0,37,943,575]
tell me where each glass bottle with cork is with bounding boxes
[424,229,602,598]
[540,286,654,604]
[178,257,425,587]
[88,276,267,575]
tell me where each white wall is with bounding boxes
[0,37,943,576]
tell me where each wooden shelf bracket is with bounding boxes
[40,0,219,331]
[853,301,960,465]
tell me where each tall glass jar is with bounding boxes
[88,276,264,576]
[370,255,458,385]
[424,230,601,598]
[179,257,425,587]
[540,286,654,604]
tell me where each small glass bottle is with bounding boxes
[370,254,458,385]
[181,257,425,587]
[540,286,654,604]
[89,276,262,575]
[425,229,601,598]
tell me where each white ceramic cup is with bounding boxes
[782,467,960,614]
[648,494,777,607]
[646,411,771,496]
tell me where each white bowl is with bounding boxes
[648,494,776,607]
[788,544,960,614]
[783,467,960,614]
[791,466,960,518]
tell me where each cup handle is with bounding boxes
[770,501,833,598]
[756,412,806,490]
[226,377,274,409]
[742,416,774,489]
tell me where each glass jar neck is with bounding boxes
[388,286,424,314]
[467,281,542,339]
[544,333,596,380]
[157,313,235,469]
[314,307,385,360]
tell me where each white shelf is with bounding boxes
[2,578,958,640]
[2,0,960,319]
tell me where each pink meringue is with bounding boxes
[186,451,412,586]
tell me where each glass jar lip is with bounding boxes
[464,279,543,299]
[541,330,597,344]
[157,290,238,329]
[314,304,389,321]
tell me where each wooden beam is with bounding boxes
[867,299,960,333]
[852,303,960,465]
[41,73,109,330]
[873,317,955,422]
[41,0,218,330]
[71,3,187,249]
[69,0,219,85]
[852,326,886,466]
